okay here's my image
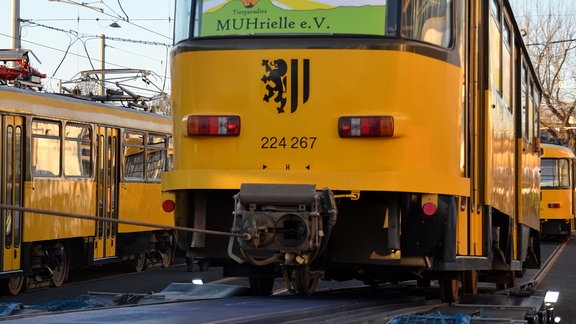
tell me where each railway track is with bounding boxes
[0,242,565,323]
[531,239,568,289]
[0,284,444,323]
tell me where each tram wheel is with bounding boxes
[51,242,69,288]
[282,265,321,296]
[461,270,478,295]
[495,270,515,290]
[416,278,431,288]
[439,272,459,303]
[3,275,25,295]
[248,276,275,296]
[130,252,147,272]
[161,236,176,268]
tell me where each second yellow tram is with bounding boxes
[540,143,576,241]
[0,85,174,295]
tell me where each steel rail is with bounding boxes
[532,240,569,289]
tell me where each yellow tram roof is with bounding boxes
[0,86,171,134]
[541,143,576,159]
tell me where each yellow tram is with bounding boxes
[163,0,542,301]
[540,142,576,241]
[0,86,174,295]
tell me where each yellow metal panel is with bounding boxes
[118,182,173,233]
[163,169,470,197]
[540,190,574,221]
[470,208,483,256]
[23,181,95,242]
[484,90,515,218]
[2,244,21,271]
[518,139,540,230]
[168,49,466,197]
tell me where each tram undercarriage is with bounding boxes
[180,184,540,302]
[0,230,175,296]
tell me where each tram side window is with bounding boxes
[123,131,145,180]
[533,84,541,140]
[401,0,452,48]
[521,58,539,146]
[502,19,512,109]
[32,120,61,177]
[167,137,173,171]
[146,134,167,181]
[521,62,528,139]
[541,158,571,188]
[489,0,502,96]
[5,125,23,248]
[528,82,535,142]
[64,124,92,177]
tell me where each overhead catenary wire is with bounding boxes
[0,31,129,70]
[48,0,171,40]
[20,19,171,47]
[115,0,129,22]
[6,15,172,95]
[19,19,171,81]
[4,0,173,89]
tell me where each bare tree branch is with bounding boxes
[512,0,576,150]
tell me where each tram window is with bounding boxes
[167,137,174,171]
[14,126,22,247]
[521,63,528,139]
[489,0,502,96]
[5,124,23,248]
[64,124,92,177]
[528,83,535,141]
[174,0,192,43]
[401,0,453,48]
[123,131,145,180]
[32,120,61,177]
[6,126,14,248]
[541,159,571,188]
[490,0,500,22]
[533,87,541,140]
[146,134,167,181]
[502,20,512,109]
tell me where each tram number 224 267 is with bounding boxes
[260,136,317,149]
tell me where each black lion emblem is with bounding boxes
[262,59,287,113]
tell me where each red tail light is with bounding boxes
[548,203,561,208]
[338,116,394,137]
[162,199,175,213]
[422,202,437,216]
[186,115,240,136]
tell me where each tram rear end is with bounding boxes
[540,143,576,241]
[163,0,542,301]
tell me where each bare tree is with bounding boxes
[511,1,576,149]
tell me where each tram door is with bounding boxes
[1,116,24,271]
[94,127,119,260]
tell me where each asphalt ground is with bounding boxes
[536,237,576,323]
[0,240,572,322]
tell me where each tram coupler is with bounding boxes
[229,183,337,267]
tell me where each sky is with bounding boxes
[0,0,571,97]
[0,0,174,94]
